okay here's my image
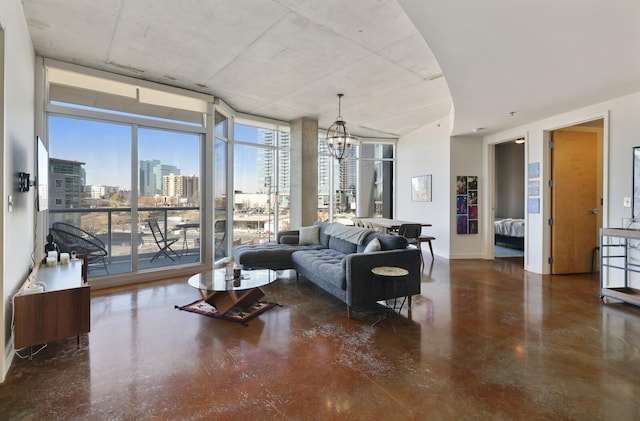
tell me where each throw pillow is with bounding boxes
[299,225,320,245]
[363,238,381,253]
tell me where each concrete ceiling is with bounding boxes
[399,0,640,136]
[21,0,640,138]
[22,0,450,138]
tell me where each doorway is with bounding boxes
[550,119,604,274]
[494,140,525,261]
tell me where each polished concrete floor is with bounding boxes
[2,257,640,420]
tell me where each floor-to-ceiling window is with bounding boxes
[42,60,397,284]
[233,121,289,246]
[358,142,395,218]
[48,116,132,275]
[318,137,395,222]
[44,61,209,282]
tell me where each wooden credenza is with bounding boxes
[14,258,90,350]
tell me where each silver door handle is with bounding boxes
[590,208,599,214]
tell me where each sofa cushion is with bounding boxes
[279,234,299,245]
[299,225,320,245]
[360,232,408,251]
[313,221,332,248]
[363,237,381,253]
[234,242,322,270]
[292,248,347,290]
[329,236,357,255]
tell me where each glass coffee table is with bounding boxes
[187,268,277,316]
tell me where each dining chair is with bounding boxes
[398,223,425,270]
[364,221,377,231]
[418,234,435,260]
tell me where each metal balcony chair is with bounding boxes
[50,222,109,273]
[147,219,180,262]
[214,219,227,260]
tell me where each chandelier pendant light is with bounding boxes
[325,93,357,161]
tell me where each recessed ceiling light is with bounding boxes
[515,138,525,144]
[472,127,485,133]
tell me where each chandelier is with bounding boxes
[325,94,357,161]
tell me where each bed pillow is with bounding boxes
[298,225,320,245]
[363,238,381,253]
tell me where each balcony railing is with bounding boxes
[48,206,298,278]
[49,207,201,277]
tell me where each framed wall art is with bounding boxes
[411,175,432,202]
[456,175,478,234]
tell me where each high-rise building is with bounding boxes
[256,128,290,200]
[49,158,84,210]
[139,159,181,196]
[139,159,161,196]
[162,174,199,199]
[49,158,85,226]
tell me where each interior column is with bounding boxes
[289,117,318,228]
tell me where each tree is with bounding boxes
[109,193,125,207]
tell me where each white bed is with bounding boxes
[494,218,525,249]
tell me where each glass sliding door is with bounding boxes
[48,115,132,276]
[138,127,201,268]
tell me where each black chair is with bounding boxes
[214,220,227,260]
[418,234,436,260]
[50,222,109,273]
[398,223,424,270]
[147,219,180,262]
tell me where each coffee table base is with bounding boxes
[200,287,265,315]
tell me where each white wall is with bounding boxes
[495,142,525,218]
[449,136,484,258]
[486,90,640,275]
[1,0,36,382]
[396,116,451,257]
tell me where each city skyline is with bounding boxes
[49,116,200,190]
[49,116,350,206]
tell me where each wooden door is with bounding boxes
[551,130,598,274]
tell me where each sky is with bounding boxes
[49,116,261,192]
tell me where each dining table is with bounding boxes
[357,218,432,234]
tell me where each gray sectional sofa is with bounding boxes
[233,221,421,317]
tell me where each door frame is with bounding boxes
[543,114,609,274]
[487,136,528,265]
[484,112,609,275]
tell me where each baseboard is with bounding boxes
[2,335,15,383]
[449,252,485,259]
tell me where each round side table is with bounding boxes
[371,266,409,333]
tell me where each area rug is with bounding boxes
[175,299,279,326]
[495,245,524,258]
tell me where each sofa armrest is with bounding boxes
[344,248,421,306]
[277,230,299,244]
